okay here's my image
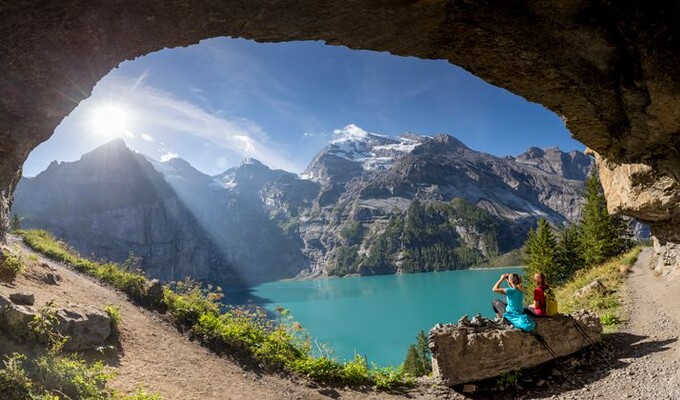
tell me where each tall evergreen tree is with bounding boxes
[555,224,584,283]
[403,345,422,376]
[579,172,629,266]
[415,330,431,373]
[402,330,431,376]
[523,218,559,283]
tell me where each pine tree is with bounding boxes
[403,345,422,376]
[416,330,431,373]
[523,218,559,284]
[402,330,432,376]
[579,172,629,266]
[555,224,584,283]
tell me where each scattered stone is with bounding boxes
[462,384,477,393]
[536,379,545,387]
[470,313,483,326]
[9,292,35,305]
[42,273,61,285]
[574,280,607,298]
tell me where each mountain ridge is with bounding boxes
[14,128,595,283]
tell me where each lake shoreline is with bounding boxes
[281,266,524,282]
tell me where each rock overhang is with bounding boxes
[1,1,680,248]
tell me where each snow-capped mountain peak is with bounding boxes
[316,124,423,173]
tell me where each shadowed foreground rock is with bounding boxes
[0,294,111,351]
[429,311,602,386]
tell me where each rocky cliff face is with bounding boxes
[273,125,594,275]
[14,131,600,282]
[13,140,306,285]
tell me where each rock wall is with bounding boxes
[591,150,680,272]
[2,2,680,251]
[429,311,602,386]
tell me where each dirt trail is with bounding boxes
[543,248,680,399]
[0,235,452,400]
[3,238,679,400]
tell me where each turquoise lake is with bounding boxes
[230,268,521,367]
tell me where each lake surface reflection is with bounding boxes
[229,267,521,366]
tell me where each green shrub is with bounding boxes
[29,300,68,352]
[0,353,33,400]
[105,304,122,337]
[600,311,620,326]
[0,248,25,281]
[34,352,112,399]
[496,370,521,390]
[18,229,412,389]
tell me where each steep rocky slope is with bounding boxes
[13,128,599,282]
[13,140,305,285]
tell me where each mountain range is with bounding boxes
[13,125,596,285]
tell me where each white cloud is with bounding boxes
[215,156,229,170]
[160,152,179,162]
[88,78,302,172]
[141,133,154,142]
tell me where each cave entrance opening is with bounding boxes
[14,36,586,285]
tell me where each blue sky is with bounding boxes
[23,37,582,177]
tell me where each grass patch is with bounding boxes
[0,300,160,400]
[15,229,411,389]
[555,246,642,332]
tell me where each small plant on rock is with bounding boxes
[0,248,25,282]
[496,370,522,391]
[29,300,68,352]
[104,304,122,338]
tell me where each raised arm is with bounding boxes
[492,274,508,295]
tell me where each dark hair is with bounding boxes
[534,272,547,287]
[509,273,521,285]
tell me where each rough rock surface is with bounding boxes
[429,311,602,386]
[0,294,111,351]
[2,2,680,249]
[9,292,35,305]
[55,304,112,351]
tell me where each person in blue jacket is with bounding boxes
[491,273,536,332]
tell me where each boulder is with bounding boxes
[0,294,11,308]
[56,305,112,351]
[0,299,111,350]
[2,304,36,341]
[429,311,602,386]
[42,273,61,285]
[9,292,35,305]
[574,280,607,298]
[145,279,164,306]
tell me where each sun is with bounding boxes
[90,104,130,137]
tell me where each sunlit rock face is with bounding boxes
[591,150,680,271]
[1,1,680,249]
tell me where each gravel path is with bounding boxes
[502,248,680,399]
